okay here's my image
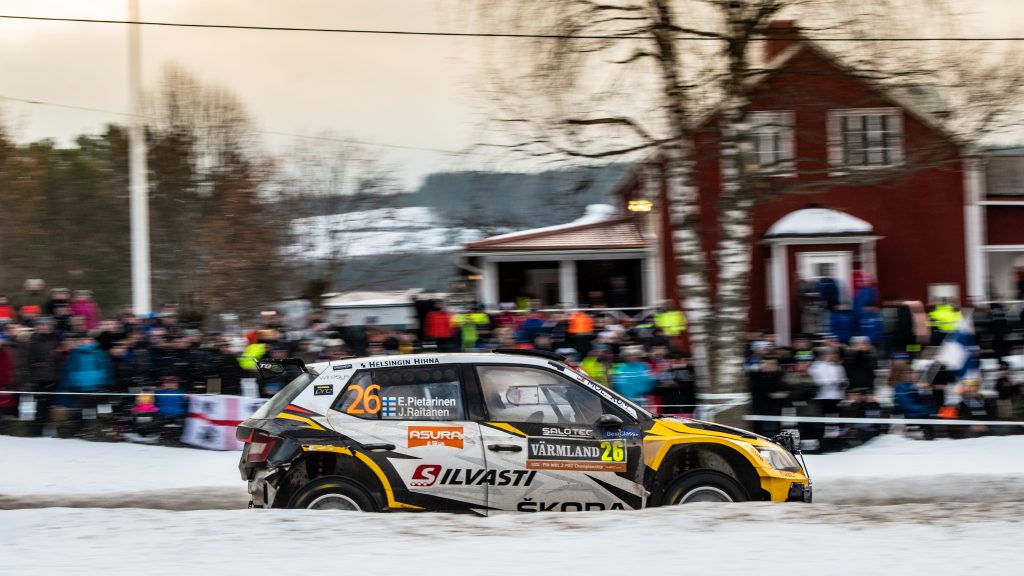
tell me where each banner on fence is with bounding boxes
[181,395,268,451]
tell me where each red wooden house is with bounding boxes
[651,21,987,344]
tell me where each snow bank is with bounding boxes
[804,434,1024,504]
[0,437,247,509]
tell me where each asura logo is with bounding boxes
[517,499,627,512]
[410,464,536,488]
[408,425,464,449]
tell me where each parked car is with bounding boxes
[237,349,811,512]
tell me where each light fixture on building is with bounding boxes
[467,274,484,281]
[628,199,653,212]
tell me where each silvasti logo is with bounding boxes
[410,464,537,487]
[517,499,627,512]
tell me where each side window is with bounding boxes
[334,366,465,421]
[477,365,603,425]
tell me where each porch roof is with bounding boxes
[764,207,873,239]
[464,216,646,252]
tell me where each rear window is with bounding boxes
[251,372,316,419]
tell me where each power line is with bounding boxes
[0,94,467,155]
[0,14,1022,42]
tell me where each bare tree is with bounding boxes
[274,135,405,307]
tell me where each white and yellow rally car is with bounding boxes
[238,349,811,512]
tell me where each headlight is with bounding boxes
[757,447,802,472]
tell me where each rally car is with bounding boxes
[237,349,811,512]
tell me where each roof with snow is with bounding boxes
[764,207,873,239]
[464,205,645,252]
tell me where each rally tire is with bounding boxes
[664,470,749,504]
[288,476,378,511]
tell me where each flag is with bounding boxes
[935,312,979,380]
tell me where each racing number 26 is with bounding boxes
[345,384,381,415]
[599,440,625,462]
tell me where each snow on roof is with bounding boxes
[765,207,873,238]
[468,204,619,244]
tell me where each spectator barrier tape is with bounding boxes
[745,414,1024,427]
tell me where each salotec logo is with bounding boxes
[409,464,536,488]
[408,425,464,449]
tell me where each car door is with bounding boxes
[325,363,488,513]
[472,363,647,512]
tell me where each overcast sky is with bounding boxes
[1,0,1021,189]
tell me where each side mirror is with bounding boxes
[255,361,285,380]
[772,430,800,453]
[596,414,623,428]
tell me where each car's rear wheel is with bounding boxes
[664,470,748,504]
[288,476,377,511]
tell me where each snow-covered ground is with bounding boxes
[2,434,1022,575]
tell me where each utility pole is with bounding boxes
[128,0,151,315]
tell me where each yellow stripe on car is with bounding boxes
[483,422,527,437]
[277,412,326,431]
[300,444,423,511]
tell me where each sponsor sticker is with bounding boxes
[540,426,594,438]
[409,464,536,488]
[577,379,639,419]
[313,384,334,396]
[408,425,465,449]
[359,357,441,369]
[517,499,626,512]
[333,364,352,371]
[526,437,626,472]
[601,428,641,439]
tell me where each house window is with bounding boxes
[746,111,794,173]
[828,108,903,169]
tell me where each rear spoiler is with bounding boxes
[254,357,308,380]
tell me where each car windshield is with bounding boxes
[566,365,654,420]
[251,371,317,419]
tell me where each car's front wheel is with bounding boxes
[288,476,377,511]
[664,470,748,504]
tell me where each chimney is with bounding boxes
[764,20,800,63]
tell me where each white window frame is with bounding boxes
[746,111,795,175]
[828,108,904,172]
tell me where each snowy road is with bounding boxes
[3,503,1021,576]
[1,435,1022,575]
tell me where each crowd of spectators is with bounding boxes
[0,290,700,439]
[744,329,1024,449]
[3,284,1023,448]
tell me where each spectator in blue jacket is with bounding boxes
[830,303,855,344]
[857,305,886,350]
[892,365,935,419]
[154,372,188,421]
[611,346,655,402]
[62,337,113,392]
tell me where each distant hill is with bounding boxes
[399,163,633,232]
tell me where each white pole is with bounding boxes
[128,0,151,315]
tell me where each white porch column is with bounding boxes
[771,242,791,346]
[482,260,499,306]
[965,156,986,303]
[558,260,577,306]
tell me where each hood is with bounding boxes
[653,416,763,441]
